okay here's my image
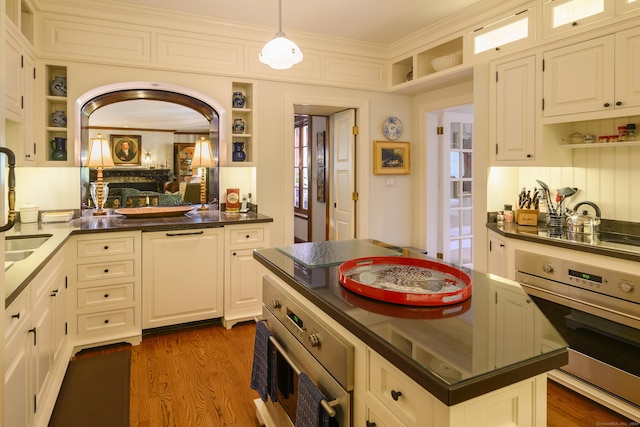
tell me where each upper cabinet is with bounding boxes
[543,0,615,38]
[5,0,34,44]
[44,65,69,163]
[543,27,640,118]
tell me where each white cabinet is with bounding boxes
[4,292,31,427]
[5,24,36,162]
[222,223,270,329]
[543,28,640,117]
[494,281,535,368]
[70,231,142,349]
[4,249,68,427]
[487,230,508,278]
[142,228,223,329]
[491,55,536,162]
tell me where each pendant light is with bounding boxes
[259,0,303,70]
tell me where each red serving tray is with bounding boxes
[338,256,472,307]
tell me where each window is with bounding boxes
[470,9,535,57]
[543,0,614,36]
[294,115,310,216]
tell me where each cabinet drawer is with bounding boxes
[77,236,135,258]
[77,260,134,282]
[368,349,433,426]
[77,308,135,334]
[77,282,135,309]
[4,291,29,342]
[229,228,264,246]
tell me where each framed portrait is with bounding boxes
[373,140,410,175]
[317,167,326,202]
[111,135,141,166]
[316,131,326,166]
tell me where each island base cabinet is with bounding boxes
[142,228,224,329]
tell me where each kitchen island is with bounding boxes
[254,240,568,426]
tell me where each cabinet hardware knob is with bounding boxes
[104,319,110,324]
[495,46,500,51]
[272,298,281,309]
[246,235,250,239]
[11,313,20,319]
[572,21,578,26]
[104,294,110,298]
[603,102,610,108]
[104,245,109,250]
[526,154,532,158]
[616,101,622,106]
[366,422,377,427]
[391,389,402,401]
[233,252,237,256]
[104,269,109,273]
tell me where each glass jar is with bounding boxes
[627,124,636,140]
[497,211,505,227]
[503,204,514,223]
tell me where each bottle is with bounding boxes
[503,204,514,223]
[497,211,505,227]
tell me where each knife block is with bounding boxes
[516,209,539,226]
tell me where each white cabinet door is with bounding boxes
[4,296,31,427]
[488,231,508,278]
[142,228,224,329]
[492,55,536,162]
[543,35,615,116]
[5,27,24,119]
[615,26,640,109]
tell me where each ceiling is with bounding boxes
[90,0,483,132]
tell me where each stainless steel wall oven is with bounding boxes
[255,276,354,427]
[515,250,640,411]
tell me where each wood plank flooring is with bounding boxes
[74,321,635,426]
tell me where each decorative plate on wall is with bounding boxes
[382,116,403,141]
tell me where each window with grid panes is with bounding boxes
[294,115,310,216]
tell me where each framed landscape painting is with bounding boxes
[373,140,410,175]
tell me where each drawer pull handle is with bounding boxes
[104,294,110,298]
[104,245,109,250]
[11,313,20,319]
[104,269,109,273]
[246,234,250,239]
[166,231,204,237]
[391,390,402,401]
[366,422,376,427]
[104,319,110,324]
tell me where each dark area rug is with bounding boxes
[49,350,131,427]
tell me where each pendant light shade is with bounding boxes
[259,0,303,70]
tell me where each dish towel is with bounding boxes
[295,372,331,427]
[250,321,277,402]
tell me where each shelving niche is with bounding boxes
[228,82,254,166]
[391,36,464,88]
[6,0,34,44]
[549,115,640,149]
[45,65,68,163]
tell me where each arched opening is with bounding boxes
[76,84,226,211]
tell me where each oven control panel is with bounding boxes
[515,250,640,304]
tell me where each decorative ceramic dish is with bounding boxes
[339,256,472,306]
[114,205,194,218]
[431,52,462,72]
[382,116,403,141]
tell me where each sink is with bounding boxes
[5,250,35,261]
[5,234,52,251]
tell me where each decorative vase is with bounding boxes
[232,92,246,108]
[232,142,246,162]
[50,137,67,161]
[89,182,110,209]
[232,118,245,134]
[50,76,67,97]
[51,110,67,127]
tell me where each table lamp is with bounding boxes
[191,137,216,210]
[86,133,115,215]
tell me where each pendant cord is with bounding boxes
[278,0,282,32]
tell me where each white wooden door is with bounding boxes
[442,112,474,268]
[332,109,356,240]
[615,26,640,109]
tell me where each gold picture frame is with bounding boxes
[111,134,141,166]
[373,140,410,175]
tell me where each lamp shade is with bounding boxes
[192,137,216,168]
[86,134,115,167]
[259,32,304,70]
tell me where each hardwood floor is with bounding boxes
[75,321,635,426]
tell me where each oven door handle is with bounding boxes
[268,334,340,418]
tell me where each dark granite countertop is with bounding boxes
[487,221,640,262]
[5,208,272,307]
[254,240,568,406]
